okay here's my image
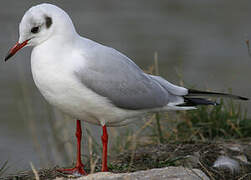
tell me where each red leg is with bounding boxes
[101,125,108,172]
[57,120,87,175]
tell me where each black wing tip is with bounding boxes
[239,96,249,101]
[188,89,249,101]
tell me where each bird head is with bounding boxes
[5,3,76,61]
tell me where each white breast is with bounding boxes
[30,43,141,126]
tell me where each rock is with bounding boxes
[213,155,240,173]
[234,155,250,164]
[55,166,209,180]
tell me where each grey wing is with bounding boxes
[149,75,188,96]
[75,44,170,110]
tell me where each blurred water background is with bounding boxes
[0,0,251,174]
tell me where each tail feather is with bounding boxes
[177,89,248,107]
[186,89,248,101]
[178,97,218,107]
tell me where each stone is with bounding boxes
[55,166,209,180]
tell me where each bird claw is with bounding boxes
[57,165,87,176]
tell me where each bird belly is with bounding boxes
[31,61,141,126]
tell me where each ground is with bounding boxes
[2,139,251,180]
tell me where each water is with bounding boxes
[0,0,251,174]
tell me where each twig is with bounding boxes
[238,173,251,180]
[128,115,156,172]
[155,113,164,143]
[154,51,159,76]
[0,160,9,177]
[198,160,215,180]
[154,52,164,143]
[245,39,251,58]
[88,136,99,174]
[30,162,39,180]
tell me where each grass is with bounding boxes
[142,54,251,143]
[105,55,251,179]
[104,98,251,179]
[110,97,251,154]
[110,53,251,150]
[175,98,251,141]
[0,161,9,177]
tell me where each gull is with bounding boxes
[4,3,248,175]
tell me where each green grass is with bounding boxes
[176,98,251,141]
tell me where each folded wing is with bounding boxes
[74,42,179,110]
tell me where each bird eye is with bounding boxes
[31,26,39,33]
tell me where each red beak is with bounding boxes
[5,40,29,61]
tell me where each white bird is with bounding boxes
[4,3,248,175]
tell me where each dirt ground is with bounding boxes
[2,139,251,180]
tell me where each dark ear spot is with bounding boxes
[45,16,52,28]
